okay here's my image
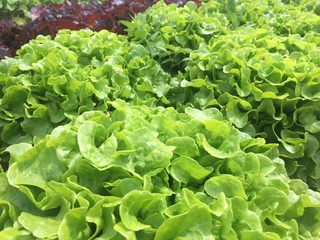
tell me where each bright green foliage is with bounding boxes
[1,101,320,239]
[0,29,170,152]
[122,1,229,72]
[125,0,320,190]
[284,0,320,16]
[1,0,320,239]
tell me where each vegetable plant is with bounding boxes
[1,100,320,239]
[0,29,170,158]
[1,0,320,239]
[125,0,320,190]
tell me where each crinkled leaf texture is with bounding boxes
[1,0,320,239]
[125,0,320,190]
[0,101,319,239]
[0,28,171,152]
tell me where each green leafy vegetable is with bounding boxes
[0,29,170,154]
[125,0,320,190]
[1,0,320,238]
[0,101,319,238]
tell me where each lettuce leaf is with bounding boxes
[1,101,319,238]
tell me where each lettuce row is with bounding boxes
[180,27,320,188]
[0,0,320,238]
[0,0,106,21]
[205,0,320,35]
[0,29,170,152]
[122,1,230,72]
[283,0,320,16]
[125,1,320,190]
[228,0,320,35]
[1,100,319,239]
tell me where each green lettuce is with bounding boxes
[1,0,320,238]
[125,0,320,190]
[0,29,170,156]
[1,101,319,239]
